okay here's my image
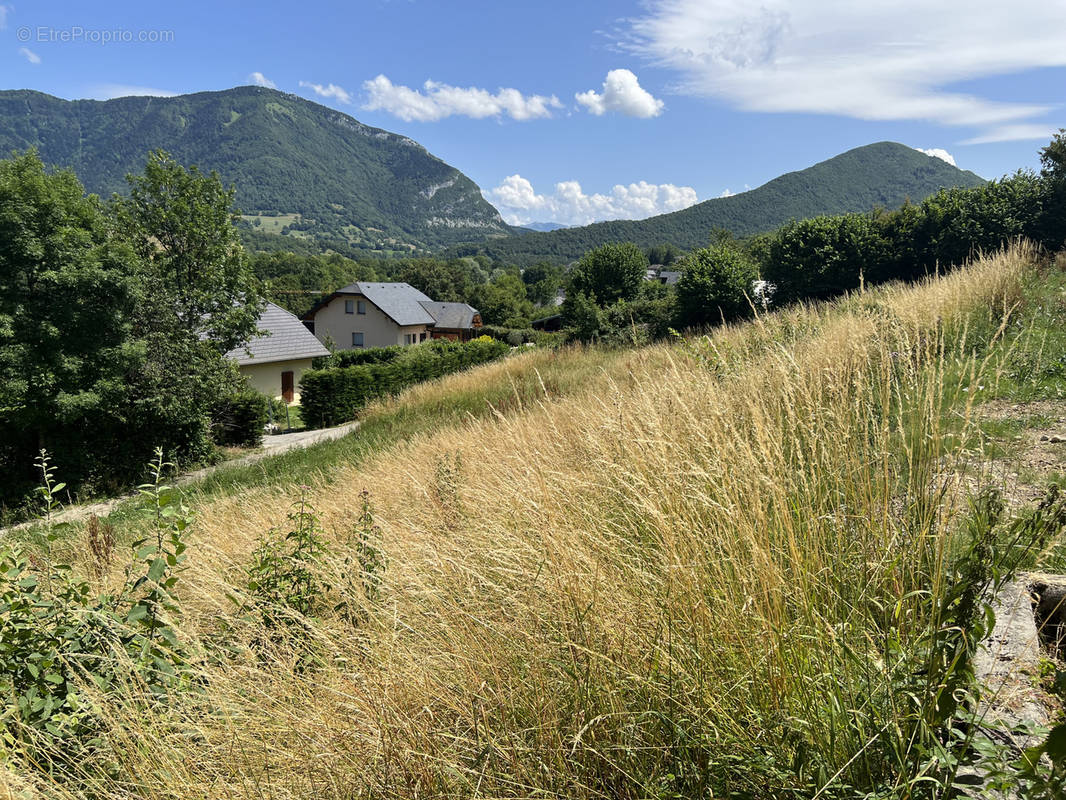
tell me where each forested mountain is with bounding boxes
[0,86,514,254]
[460,143,987,264]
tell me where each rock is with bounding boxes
[961,577,1056,798]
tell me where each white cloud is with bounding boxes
[249,72,276,89]
[363,74,562,122]
[0,5,9,29]
[18,47,39,65]
[626,0,1066,141]
[960,124,1059,145]
[90,84,178,100]
[299,80,353,104]
[718,188,735,198]
[486,174,699,226]
[576,69,664,118]
[914,147,957,166]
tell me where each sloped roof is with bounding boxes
[339,282,435,326]
[227,302,331,366]
[418,300,479,330]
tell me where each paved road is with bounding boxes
[2,421,360,534]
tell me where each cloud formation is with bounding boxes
[299,80,353,104]
[626,0,1066,141]
[486,174,699,226]
[363,75,562,122]
[0,5,8,29]
[576,69,664,117]
[249,72,276,89]
[915,147,957,166]
[18,47,40,65]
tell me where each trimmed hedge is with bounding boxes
[479,325,566,348]
[312,345,407,370]
[212,389,270,448]
[300,336,510,427]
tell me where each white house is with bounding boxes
[226,302,330,403]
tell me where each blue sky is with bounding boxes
[2,0,1064,225]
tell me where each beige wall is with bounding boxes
[311,293,430,350]
[239,358,315,403]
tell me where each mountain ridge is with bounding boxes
[460,142,987,264]
[0,86,514,254]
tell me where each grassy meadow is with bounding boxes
[6,243,1066,798]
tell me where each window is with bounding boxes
[403,334,412,345]
[357,300,366,315]
[420,332,427,342]
[352,332,364,347]
[344,300,354,314]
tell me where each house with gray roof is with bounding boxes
[418,301,483,341]
[227,302,330,403]
[300,282,482,349]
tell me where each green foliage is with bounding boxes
[463,142,987,265]
[212,388,269,447]
[1039,128,1066,250]
[0,449,191,772]
[462,268,537,326]
[521,261,565,306]
[568,242,648,306]
[395,258,475,303]
[560,291,606,343]
[0,151,141,503]
[674,243,758,328]
[353,489,385,606]
[300,336,510,427]
[0,148,265,511]
[761,213,888,304]
[754,168,1053,308]
[0,87,511,254]
[115,150,263,354]
[246,491,330,622]
[646,242,683,266]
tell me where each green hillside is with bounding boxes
[460,142,987,264]
[0,87,513,254]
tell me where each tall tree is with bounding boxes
[568,242,648,306]
[0,151,141,491]
[675,243,758,329]
[115,150,262,353]
[1040,129,1066,250]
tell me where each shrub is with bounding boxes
[300,336,510,427]
[674,243,759,329]
[0,450,191,773]
[212,388,269,447]
[568,242,648,305]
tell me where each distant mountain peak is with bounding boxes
[469,141,986,264]
[0,86,512,254]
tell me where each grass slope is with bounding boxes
[0,87,513,254]
[10,245,1066,798]
[463,142,987,264]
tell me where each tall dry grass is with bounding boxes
[3,244,1037,799]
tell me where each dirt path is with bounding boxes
[2,421,360,534]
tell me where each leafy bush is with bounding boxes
[328,344,406,368]
[300,336,509,427]
[0,450,191,772]
[674,243,759,329]
[568,242,648,305]
[212,388,269,447]
[246,492,330,623]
